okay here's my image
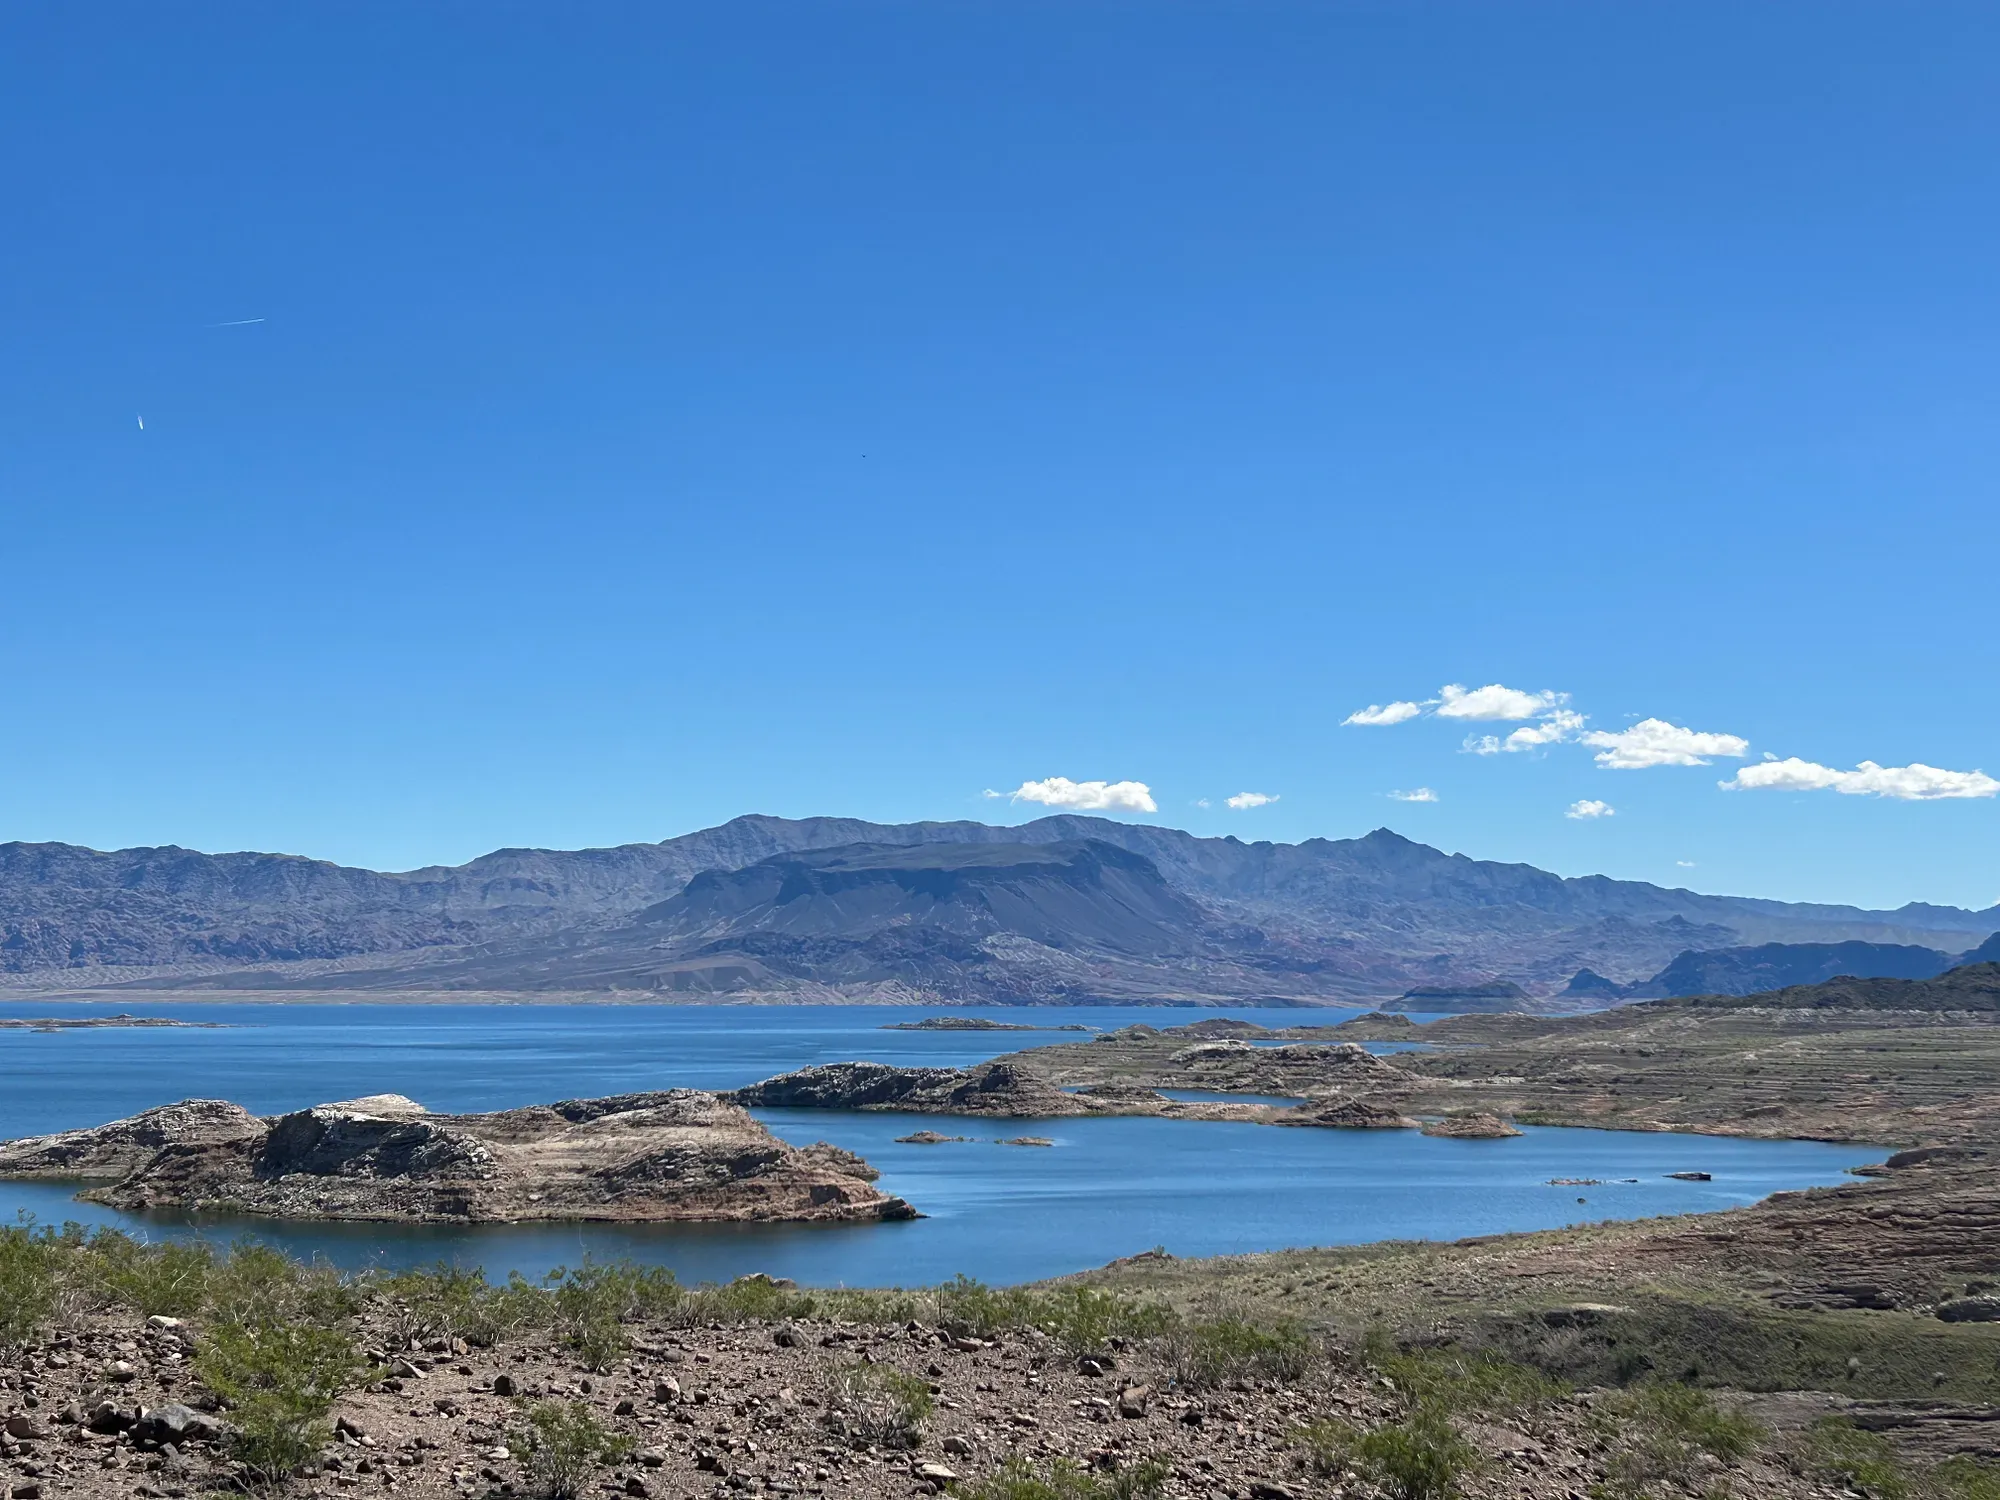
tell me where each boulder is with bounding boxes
[1936,1296,2000,1324]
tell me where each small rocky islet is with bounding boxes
[0,1092,912,1226]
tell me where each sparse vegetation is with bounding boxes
[823,1359,935,1448]
[1590,1382,1764,1498]
[1349,1411,1479,1500]
[513,1399,636,1500]
[1164,1305,1314,1390]
[194,1317,373,1481]
[1375,1343,1568,1417]
[951,1454,1170,1500]
[1801,1420,2000,1500]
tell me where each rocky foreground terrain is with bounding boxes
[0,1274,1900,1500]
[0,1093,910,1225]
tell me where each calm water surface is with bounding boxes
[0,1001,1883,1286]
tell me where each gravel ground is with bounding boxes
[0,1308,1854,1500]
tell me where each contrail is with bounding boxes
[207,317,267,327]
[137,415,144,431]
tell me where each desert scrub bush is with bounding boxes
[0,1218,66,1346]
[950,1453,1170,1500]
[1292,1411,1476,1500]
[195,1318,373,1480]
[1351,1411,1479,1500]
[513,1400,635,1500]
[379,1263,548,1350]
[205,1240,362,1328]
[823,1360,934,1448]
[81,1229,218,1318]
[932,1275,1037,1339]
[1290,1417,1359,1479]
[1165,1308,1314,1391]
[1803,1421,2000,1500]
[1377,1346,1568,1419]
[542,1258,685,1365]
[1591,1382,1763,1498]
[1031,1286,1174,1356]
[683,1272,820,1326]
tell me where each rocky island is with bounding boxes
[0,1090,913,1224]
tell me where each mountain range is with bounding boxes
[3,814,1995,1005]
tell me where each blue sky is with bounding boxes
[3,3,1996,910]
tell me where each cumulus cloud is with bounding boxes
[988,778,1159,813]
[1723,757,2000,801]
[1225,792,1278,810]
[1436,683,1566,721]
[1343,701,1423,726]
[1565,799,1615,819]
[1388,787,1439,803]
[1464,709,1588,756]
[1676,860,1697,868]
[1582,718,1750,769]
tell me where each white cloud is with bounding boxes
[1723,757,2000,801]
[1387,787,1439,803]
[1343,700,1423,727]
[1225,791,1278,810]
[1192,798,1211,809]
[1464,708,1588,756]
[1676,860,1697,868]
[1436,683,1565,721]
[1565,799,1615,819]
[1582,718,1750,769]
[988,777,1159,813]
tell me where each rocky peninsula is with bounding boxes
[0,1091,913,1225]
[731,1047,1435,1130]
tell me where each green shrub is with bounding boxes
[1803,1421,2000,1500]
[684,1273,819,1326]
[1593,1383,1763,1497]
[1165,1311,1314,1391]
[1935,1456,2000,1500]
[204,1240,362,1328]
[83,1230,218,1318]
[195,1318,372,1480]
[1290,1417,1359,1479]
[1031,1286,1173,1357]
[1803,1419,1916,1499]
[951,1453,1170,1500]
[381,1263,549,1349]
[823,1360,934,1448]
[1350,1411,1478,1500]
[0,1219,64,1347]
[1378,1347,1567,1418]
[932,1275,1035,1339]
[513,1400,635,1500]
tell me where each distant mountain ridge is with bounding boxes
[3,814,1995,1004]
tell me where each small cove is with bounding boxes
[0,1001,1884,1286]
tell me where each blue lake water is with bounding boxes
[0,1001,1885,1287]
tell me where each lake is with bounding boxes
[0,1000,1883,1286]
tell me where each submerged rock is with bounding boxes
[0,1091,912,1226]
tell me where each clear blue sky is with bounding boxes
[3,3,1996,910]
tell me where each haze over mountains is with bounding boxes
[3,815,1994,1005]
